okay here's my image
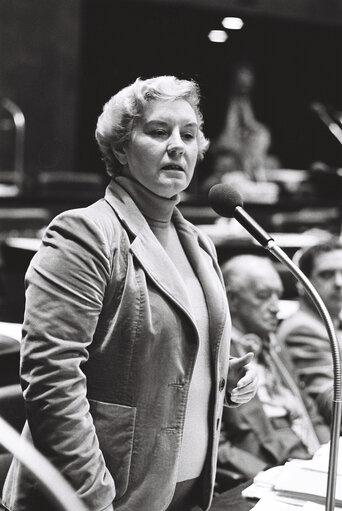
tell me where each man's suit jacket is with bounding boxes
[217,328,329,486]
[278,299,342,424]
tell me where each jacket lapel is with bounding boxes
[172,210,228,352]
[104,181,196,325]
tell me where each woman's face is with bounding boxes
[120,98,199,198]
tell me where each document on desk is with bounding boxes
[244,442,342,509]
[0,322,22,342]
[302,504,332,511]
[251,495,336,510]
[250,492,306,510]
[274,460,342,507]
[242,466,284,500]
[312,441,342,474]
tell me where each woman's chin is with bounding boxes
[156,175,189,197]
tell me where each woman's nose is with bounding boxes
[167,131,185,156]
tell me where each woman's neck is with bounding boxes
[115,175,179,224]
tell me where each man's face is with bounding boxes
[310,249,342,319]
[232,266,283,338]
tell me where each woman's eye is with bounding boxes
[182,132,195,140]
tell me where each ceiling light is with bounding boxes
[222,17,244,30]
[208,30,228,43]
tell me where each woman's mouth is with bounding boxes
[161,164,184,171]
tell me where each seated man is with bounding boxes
[217,255,329,491]
[278,238,342,425]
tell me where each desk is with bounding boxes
[190,481,256,511]
[194,226,330,299]
[0,224,326,323]
[180,191,342,234]
[210,481,256,511]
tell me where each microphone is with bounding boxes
[208,184,273,247]
[209,183,342,511]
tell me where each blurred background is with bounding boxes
[1,0,342,326]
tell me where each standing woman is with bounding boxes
[3,76,256,511]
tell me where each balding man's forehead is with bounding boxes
[239,264,283,293]
[243,260,279,279]
[222,255,282,289]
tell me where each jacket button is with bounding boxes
[219,377,225,392]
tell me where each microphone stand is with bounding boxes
[209,187,341,510]
[0,416,87,511]
[267,240,342,511]
[310,102,342,147]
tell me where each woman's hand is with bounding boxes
[227,352,258,404]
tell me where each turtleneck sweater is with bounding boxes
[115,176,211,486]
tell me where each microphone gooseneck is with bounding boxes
[209,183,342,511]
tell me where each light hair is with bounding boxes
[221,255,278,296]
[95,75,210,177]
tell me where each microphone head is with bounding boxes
[208,184,243,218]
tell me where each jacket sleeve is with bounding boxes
[217,438,268,481]
[217,403,271,485]
[279,323,333,425]
[315,384,334,426]
[277,339,331,442]
[299,382,331,444]
[20,210,116,510]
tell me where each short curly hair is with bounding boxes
[95,75,210,177]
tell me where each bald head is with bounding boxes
[221,255,283,337]
[222,255,281,292]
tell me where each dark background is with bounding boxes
[1,0,342,188]
[1,0,342,323]
[79,0,342,178]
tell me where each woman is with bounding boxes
[3,76,257,511]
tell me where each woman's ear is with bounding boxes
[112,146,128,165]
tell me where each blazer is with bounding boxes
[217,328,329,484]
[3,180,232,511]
[277,299,342,425]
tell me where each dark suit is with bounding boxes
[217,328,329,488]
[278,299,342,425]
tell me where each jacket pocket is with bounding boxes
[88,399,136,500]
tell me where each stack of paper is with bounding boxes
[274,460,342,506]
[0,322,22,342]
[242,441,342,510]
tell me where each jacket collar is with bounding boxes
[104,180,227,346]
[299,299,334,334]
